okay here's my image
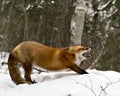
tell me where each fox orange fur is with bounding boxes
[8,41,90,85]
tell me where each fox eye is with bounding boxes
[78,48,82,51]
[78,48,84,51]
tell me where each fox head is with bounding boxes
[65,46,91,66]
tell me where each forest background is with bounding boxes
[0,0,120,72]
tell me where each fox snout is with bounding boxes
[82,47,92,58]
[85,47,91,51]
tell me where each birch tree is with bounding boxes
[70,0,87,45]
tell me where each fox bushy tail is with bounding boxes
[8,54,29,85]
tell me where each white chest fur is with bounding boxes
[74,51,87,66]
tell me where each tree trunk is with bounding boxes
[70,0,86,45]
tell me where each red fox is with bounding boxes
[8,41,90,85]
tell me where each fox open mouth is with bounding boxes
[82,48,91,59]
[74,48,92,66]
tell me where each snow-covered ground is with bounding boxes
[0,52,120,96]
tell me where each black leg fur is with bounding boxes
[69,63,88,74]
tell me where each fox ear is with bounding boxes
[65,47,69,51]
[64,47,75,58]
[65,47,73,52]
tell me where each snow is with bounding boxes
[0,52,120,96]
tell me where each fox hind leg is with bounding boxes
[22,63,36,84]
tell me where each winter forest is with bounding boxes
[0,0,120,71]
[0,0,120,96]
